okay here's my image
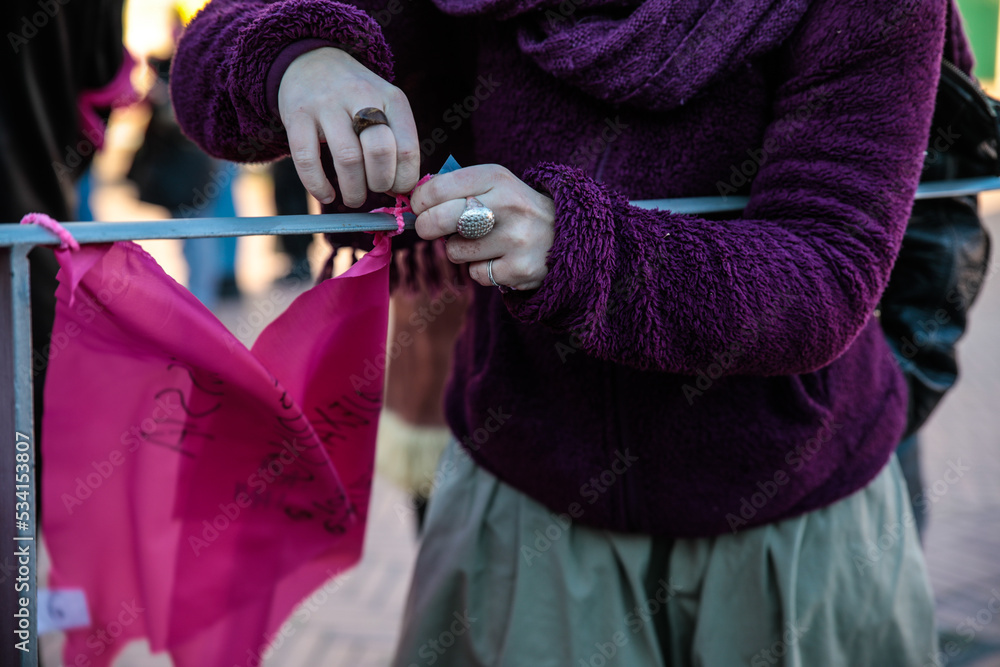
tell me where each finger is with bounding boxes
[285,113,336,204]
[357,123,397,193]
[414,198,467,240]
[442,233,503,265]
[471,258,516,289]
[321,113,368,208]
[473,257,534,291]
[469,260,495,288]
[384,91,420,194]
[411,164,503,214]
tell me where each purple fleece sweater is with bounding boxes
[172,0,953,536]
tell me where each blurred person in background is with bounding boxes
[127,6,240,307]
[271,157,316,283]
[2,0,131,516]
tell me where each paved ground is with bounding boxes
[37,168,1000,665]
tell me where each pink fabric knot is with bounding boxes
[20,212,80,251]
[369,173,435,242]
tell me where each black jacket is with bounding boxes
[880,58,994,437]
[2,0,124,220]
[1,0,125,433]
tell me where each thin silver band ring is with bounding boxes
[487,259,515,293]
[487,259,501,288]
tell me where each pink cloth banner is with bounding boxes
[42,234,390,666]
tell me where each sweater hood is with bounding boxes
[431,0,811,110]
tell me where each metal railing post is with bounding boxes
[0,244,38,667]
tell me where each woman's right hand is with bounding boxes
[278,47,420,207]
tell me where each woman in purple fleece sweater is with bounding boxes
[173,0,960,663]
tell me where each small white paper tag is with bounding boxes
[37,589,91,635]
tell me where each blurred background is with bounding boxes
[85,0,331,310]
[32,0,1000,665]
[958,0,1000,86]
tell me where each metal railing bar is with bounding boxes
[4,176,1000,247]
[911,176,1000,199]
[0,213,408,248]
[631,175,1000,214]
[631,196,749,214]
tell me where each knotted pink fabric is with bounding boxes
[20,212,80,250]
[39,216,391,666]
[369,173,434,237]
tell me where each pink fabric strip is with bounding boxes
[369,173,434,241]
[20,212,80,251]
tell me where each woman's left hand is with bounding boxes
[410,164,556,291]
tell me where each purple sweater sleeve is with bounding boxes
[171,0,394,162]
[505,0,946,377]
